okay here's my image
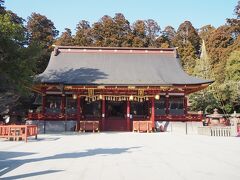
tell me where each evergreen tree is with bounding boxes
[162,26,176,47]
[27,13,59,49]
[27,13,59,73]
[0,0,5,14]
[74,20,92,46]
[132,20,147,47]
[55,28,74,46]
[199,25,215,42]
[154,35,170,48]
[234,0,240,18]
[113,13,132,47]
[190,40,218,113]
[0,5,38,112]
[145,19,160,47]
[173,21,200,73]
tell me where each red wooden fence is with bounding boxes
[0,125,38,142]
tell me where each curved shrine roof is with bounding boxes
[37,46,213,86]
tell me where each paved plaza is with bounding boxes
[0,132,240,180]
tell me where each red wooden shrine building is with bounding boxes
[28,46,212,132]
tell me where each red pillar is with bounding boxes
[76,96,81,131]
[42,95,46,114]
[166,93,170,115]
[61,95,65,115]
[42,94,46,134]
[184,95,188,115]
[127,99,131,131]
[102,98,106,131]
[151,97,155,130]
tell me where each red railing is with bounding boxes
[28,113,203,122]
[28,112,77,121]
[155,113,203,121]
[0,125,38,142]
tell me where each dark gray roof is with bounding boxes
[37,48,213,86]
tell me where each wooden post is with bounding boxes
[76,96,81,131]
[127,99,130,131]
[102,98,105,131]
[151,97,155,130]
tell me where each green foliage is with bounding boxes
[27,13,59,73]
[173,21,200,73]
[199,25,215,41]
[225,51,240,81]
[74,20,92,46]
[0,10,36,95]
[1,0,240,113]
[145,19,161,47]
[27,13,59,49]
[189,91,219,114]
[55,28,74,46]
[162,26,176,47]
[89,14,133,47]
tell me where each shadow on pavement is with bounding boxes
[0,170,63,180]
[0,146,141,179]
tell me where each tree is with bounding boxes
[190,40,218,114]
[145,19,160,47]
[0,0,5,14]
[221,50,240,112]
[154,35,170,48]
[199,25,215,41]
[162,26,176,47]
[173,21,200,73]
[132,20,147,47]
[91,15,119,47]
[234,0,240,18]
[0,10,37,112]
[74,20,92,46]
[27,13,59,48]
[113,13,132,47]
[91,14,133,47]
[55,28,74,46]
[27,13,59,73]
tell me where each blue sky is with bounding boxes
[5,0,238,35]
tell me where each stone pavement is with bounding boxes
[0,132,240,180]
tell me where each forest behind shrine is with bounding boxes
[0,0,239,114]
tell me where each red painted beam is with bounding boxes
[151,97,155,130]
[127,100,131,131]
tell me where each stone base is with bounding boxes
[155,121,202,134]
[26,120,77,134]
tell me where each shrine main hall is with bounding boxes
[28,46,212,132]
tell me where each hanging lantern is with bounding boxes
[129,95,133,101]
[72,94,77,99]
[155,94,160,100]
[99,94,103,100]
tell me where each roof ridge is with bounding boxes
[53,46,178,57]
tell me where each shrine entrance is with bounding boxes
[105,101,127,131]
